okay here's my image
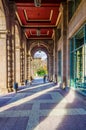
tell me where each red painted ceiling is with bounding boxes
[15,0,65,40]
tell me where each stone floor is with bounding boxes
[0,78,86,130]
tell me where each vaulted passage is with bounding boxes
[0,0,86,93]
[0,0,85,95]
[0,0,86,129]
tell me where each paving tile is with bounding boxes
[0,117,9,127]
[40,103,58,109]
[34,94,52,100]
[5,103,33,111]
[39,115,86,130]
[40,102,83,110]
[0,98,12,107]
[0,117,29,130]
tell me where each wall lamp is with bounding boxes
[34,0,41,7]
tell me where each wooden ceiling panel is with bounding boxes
[25,28,53,39]
[25,8,51,20]
[17,7,59,26]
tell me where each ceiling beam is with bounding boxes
[22,25,56,29]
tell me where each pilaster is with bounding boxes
[20,48,25,85]
[27,54,32,81]
[15,47,21,85]
[7,1,15,92]
[53,28,58,83]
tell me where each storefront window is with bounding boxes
[70,37,74,51]
[70,25,86,90]
[75,28,84,49]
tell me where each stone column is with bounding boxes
[47,56,49,80]
[7,33,14,92]
[48,53,53,81]
[61,2,67,87]
[25,43,28,80]
[7,1,15,91]
[53,28,58,83]
[31,58,34,78]
[27,54,29,80]
[20,48,25,85]
[27,54,32,81]
[15,47,21,85]
[53,38,55,81]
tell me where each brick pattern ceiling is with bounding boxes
[15,0,65,40]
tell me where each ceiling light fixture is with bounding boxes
[37,28,40,36]
[34,0,41,7]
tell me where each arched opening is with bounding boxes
[28,41,53,83]
[33,50,48,78]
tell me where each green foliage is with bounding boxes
[37,68,46,76]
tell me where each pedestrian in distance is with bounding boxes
[13,82,18,93]
[43,75,46,83]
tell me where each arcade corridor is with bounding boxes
[0,0,86,129]
[0,0,86,94]
[0,78,86,130]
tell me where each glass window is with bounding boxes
[75,0,81,10]
[75,27,84,49]
[70,52,75,86]
[68,0,81,21]
[70,25,86,89]
[70,38,74,52]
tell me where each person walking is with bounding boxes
[43,75,46,83]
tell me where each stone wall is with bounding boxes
[68,0,86,38]
[56,2,67,87]
[0,36,7,93]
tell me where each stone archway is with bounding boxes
[31,46,48,79]
[32,50,47,78]
[27,40,54,81]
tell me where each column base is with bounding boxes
[8,87,14,92]
[0,87,13,95]
[0,88,9,95]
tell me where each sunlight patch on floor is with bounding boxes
[34,89,76,130]
[19,82,53,92]
[0,83,57,112]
